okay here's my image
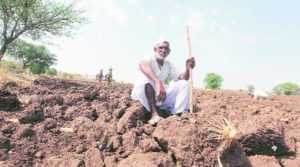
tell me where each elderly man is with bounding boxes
[131,38,195,125]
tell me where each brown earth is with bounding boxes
[0,76,299,167]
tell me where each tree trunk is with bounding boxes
[0,44,8,61]
[0,52,4,62]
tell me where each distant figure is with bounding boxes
[131,38,195,125]
[105,67,113,86]
[96,69,104,89]
[253,90,269,100]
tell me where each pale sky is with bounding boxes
[48,0,300,91]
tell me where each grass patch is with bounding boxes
[0,60,35,86]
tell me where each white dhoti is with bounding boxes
[131,56,189,114]
[131,80,190,114]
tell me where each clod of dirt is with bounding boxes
[248,155,281,167]
[117,152,176,167]
[85,148,105,167]
[19,106,44,124]
[116,103,145,134]
[113,108,126,119]
[218,142,251,167]
[0,89,21,111]
[2,81,17,89]
[1,122,15,134]
[153,115,214,167]
[84,91,99,101]
[43,118,57,130]
[0,134,11,149]
[139,138,162,153]
[35,151,45,159]
[239,123,296,156]
[43,95,64,106]
[69,116,99,141]
[84,109,99,121]
[75,145,87,154]
[121,131,139,155]
[44,154,84,167]
[13,124,35,139]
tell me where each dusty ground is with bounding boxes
[0,76,300,167]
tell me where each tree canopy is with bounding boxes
[0,0,85,61]
[273,82,299,95]
[203,73,223,90]
[7,40,56,74]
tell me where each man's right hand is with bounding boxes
[154,79,166,102]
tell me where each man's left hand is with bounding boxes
[186,57,195,69]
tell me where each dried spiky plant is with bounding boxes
[207,117,239,149]
[207,117,241,167]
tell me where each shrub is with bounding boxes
[273,82,299,95]
[204,73,223,90]
[45,68,58,76]
[0,60,24,73]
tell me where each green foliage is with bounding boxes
[203,73,223,90]
[28,64,41,74]
[273,82,299,95]
[7,40,56,74]
[57,71,85,80]
[45,68,57,76]
[0,60,23,73]
[0,0,86,60]
[247,85,255,93]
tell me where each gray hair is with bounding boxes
[154,37,169,47]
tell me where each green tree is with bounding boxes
[273,82,299,95]
[203,73,223,90]
[247,85,255,93]
[7,40,56,74]
[45,67,57,76]
[0,0,85,61]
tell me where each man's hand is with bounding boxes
[186,57,195,69]
[154,79,166,102]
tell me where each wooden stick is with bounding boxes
[186,26,193,113]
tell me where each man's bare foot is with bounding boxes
[148,115,163,125]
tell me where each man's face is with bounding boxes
[154,42,170,60]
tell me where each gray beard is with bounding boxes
[155,53,166,60]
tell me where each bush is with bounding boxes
[45,68,58,76]
[204,73,223,90]
[247,85,255,93]
[273,82,299,95]
[0,60,24,73]
[29,64,44,74]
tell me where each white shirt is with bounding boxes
[131,56,180,98]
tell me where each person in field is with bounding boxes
[131,38,195,125]
[96,69,104,89]
[105,66,113,86]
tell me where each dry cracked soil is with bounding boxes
[0,76,300,167]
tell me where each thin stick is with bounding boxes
[186,26,193,113]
